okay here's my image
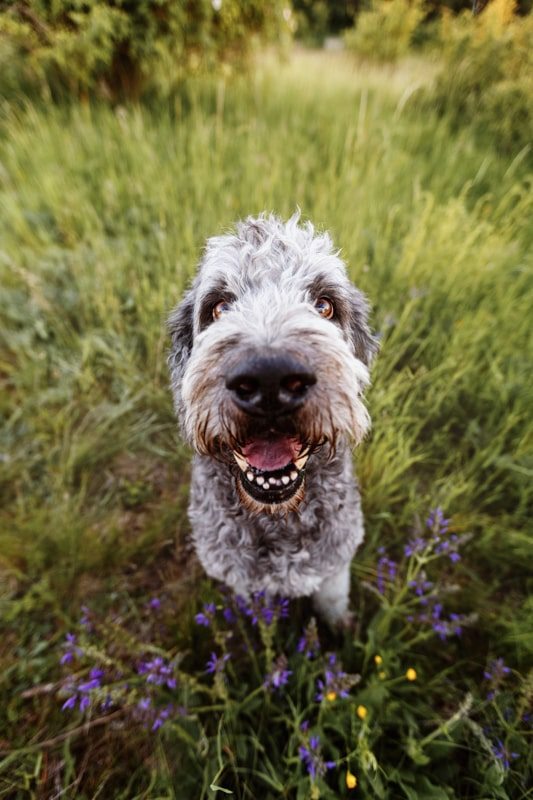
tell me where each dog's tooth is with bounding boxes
[246,471,254,482]
[256,476,265,486]
[290,471,298,481]
[281,475,290,485]
[233,452,248,470]
[293,455,309,470]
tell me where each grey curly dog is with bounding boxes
[168,213,377,625]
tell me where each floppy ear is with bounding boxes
[167,288,195,419]
[347,286,380,367]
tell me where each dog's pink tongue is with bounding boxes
[242,437,300,471]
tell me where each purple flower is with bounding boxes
[426,507,450,534]
[60,633,83,664]
[297,618,320,660]
[206,652,231,675]
[484,657,511,700]
[222,606,236,624]
[148,597,161,611]
[484,658,511,682]
[404,537,426,557]
[298,735,336,780]
[409,571,433,602]
[138,657,177,689]
[195,602,216,627]
[316,653,359,701]
[61,694,77,711]
[80,606,93,631]
[264,654,292,692]
[376,549,397,595]
[492,739,519,770]
[61,667,105,713]
[240,592,290,626]
[152,705,173,731]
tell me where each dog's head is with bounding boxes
[168,213,378,513]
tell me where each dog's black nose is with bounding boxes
[225,355,316,416]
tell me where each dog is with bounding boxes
[168,213,377,625]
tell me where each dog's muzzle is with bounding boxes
[226,354,315,504]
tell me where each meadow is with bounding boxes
[0,48,532,798]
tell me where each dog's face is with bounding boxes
[168,214,377,514]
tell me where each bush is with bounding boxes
[344,0,425,63]
[421,1,533,154]
[0,0,291,100]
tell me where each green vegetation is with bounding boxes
[0,0,289,100]
[0,36,532,800]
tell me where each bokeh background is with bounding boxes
[0,2,531,798]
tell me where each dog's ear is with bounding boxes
[347,286,380,367]
[167,289,195,414]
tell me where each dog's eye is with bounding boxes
[314,297,334,319]
[212,300,232,320]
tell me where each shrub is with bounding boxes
[421,0,533,154]
[344,0,425,63]
[0,0,290,100]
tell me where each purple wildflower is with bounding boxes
[222,606,236,624]
[195,602,216,627]
[404,536,426,557]
[492,739,519,770]
[61,667,104,712]
[298,735,336,780]
[376,548,397,595]
[152,705,173,731]
[408,571,433,603]
[297,618,320,660]
[300,720,310,732]
[264,654,292,692]
[316,653,359,701]
[484,658,511,682]
[60,633,84,665]
[426,507,450,534]
[148,597,161,611]
[240,591,290,626]
[484,657,511,700]
[138,657,177,689]
[80,605,93,631]
[206,652,231,675]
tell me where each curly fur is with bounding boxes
[168,213,377,624]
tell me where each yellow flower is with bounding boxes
[356,704,367,720]
[326,690,337,702]
[378,670,386,679]
[374,654,383,666]
[406,667,417,681]
[346,771,357,789]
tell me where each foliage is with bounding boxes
[418,0,533,154]
[0,0,291,100]
[344,0,426,62]
[0,48,532,797]
[292,0,359,42]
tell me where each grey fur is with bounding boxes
[168,213,377,624]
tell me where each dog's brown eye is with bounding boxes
[315,297,334,319]
[213,300,232,320]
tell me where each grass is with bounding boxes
[0,48,531,798]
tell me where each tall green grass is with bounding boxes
[0,50,531,797]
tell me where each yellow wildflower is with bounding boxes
[406,667,417,681]
[378,670,386,679]
[346,771,357,789]
[374,654,383,666]
[326,690,337,702]
[356,704,367,720]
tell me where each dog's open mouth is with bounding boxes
[232,436,310,505]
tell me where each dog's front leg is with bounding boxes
[312,563,353,627]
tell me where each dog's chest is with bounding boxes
[188,453,364,597]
